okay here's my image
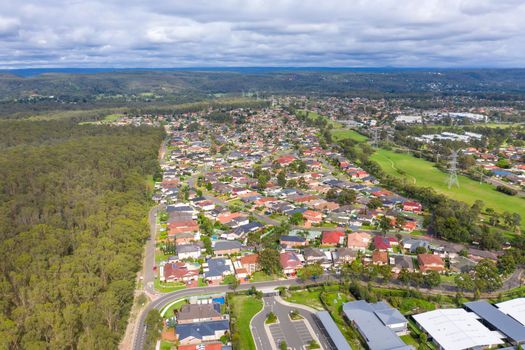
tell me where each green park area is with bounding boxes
[370,148,525,221]
[229,294,263,350]
[331,128,369,142]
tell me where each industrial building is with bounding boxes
[342,300,412,350]
[413,308,504,350]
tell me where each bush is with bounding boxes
[496,185,517,196]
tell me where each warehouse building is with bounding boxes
[465,300,525,345]
[413,308,505,350]
[342,300,411,350]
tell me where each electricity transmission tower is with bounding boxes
[372,128,380,148]
[447,150,460,189]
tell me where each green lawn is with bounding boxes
[331,128,368,142]
[160,340,175,350]
[285,290,324,310]
[400,335,420,347]
[371,148,525,223]
[397,297,436,315]
[250,271,281,282]
[161,299,187,318]
[154,278,187,293]
[230,295,263,350]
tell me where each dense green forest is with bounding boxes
[0,119,164,349]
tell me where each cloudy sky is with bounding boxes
[0,0,524,68]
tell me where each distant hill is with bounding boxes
[1,68,525,117]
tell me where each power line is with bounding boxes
[447,150,460,189]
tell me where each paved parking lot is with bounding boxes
[292,320,314,344]
[269,323,286,347]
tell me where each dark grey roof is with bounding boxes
[213,240,242,251]
[317,311,352,350]
[204,258,232,278]
[176,244,201,254]
[280,235,306,242]
[343,300,411,350]
[176,319,229,340]
[465,301,525,342]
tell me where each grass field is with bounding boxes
[298,110,343,128]
[331,128,368,142]
[370,149,525,221]
[231,295,263,350]
[285,289,324,310]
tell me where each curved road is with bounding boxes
[132,280,302,350]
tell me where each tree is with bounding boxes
[497,253,517,276]
[455,273,475,292]
[367,198,383,209]
[289,212,304,225]
[144,310,163,350]
[280,340,288,350]
[474,259,502,292]
[297,264,324,281]
[378,215,392,234]
[423,271,441,289]
[277,170,287,188]
[337,189,357,205]
[259,249,282,275]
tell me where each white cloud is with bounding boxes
[0,0,524,67]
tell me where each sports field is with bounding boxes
[370,149,525,220]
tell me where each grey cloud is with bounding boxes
[0,0,524,68]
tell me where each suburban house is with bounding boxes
[176,244,202,260]
[280,235,307,248]
[203,258,234,284]
[176,303,223,324]
[303,210,323,225]
[175,320,230,345]
[213,240,242,256]
[332,247,358,266]
[239,253,259,274]
[418,253,445,273]
[403,238,430,254]
[280,251,304,276]
[160,262,200,283]
[321,230,346,246]
[168,219,200,238]
[178,343,223,350]
[389,254,415,274]
[303,247,332,269]
[347,232,371,251]
[372,250,388,265]
[373,235,398,252]
[402,201,422,213]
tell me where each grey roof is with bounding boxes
[213,240,242,251]
[176,244,201,254]
[317,311,352,350]
[176,319,229,341]
[280,235,306,242]
[204,258,232,278]
[465,301,525,342]
[177,303,221,322]
[304,247,326,259]
[343,300,411,350]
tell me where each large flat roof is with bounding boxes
[413,309,504,350]
[342,301,411,350]
[465,300,525,342]
[316,311,352,350]
[497,298,525,327]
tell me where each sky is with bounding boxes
[0,0,524,68]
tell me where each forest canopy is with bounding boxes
[0,119,164,349]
